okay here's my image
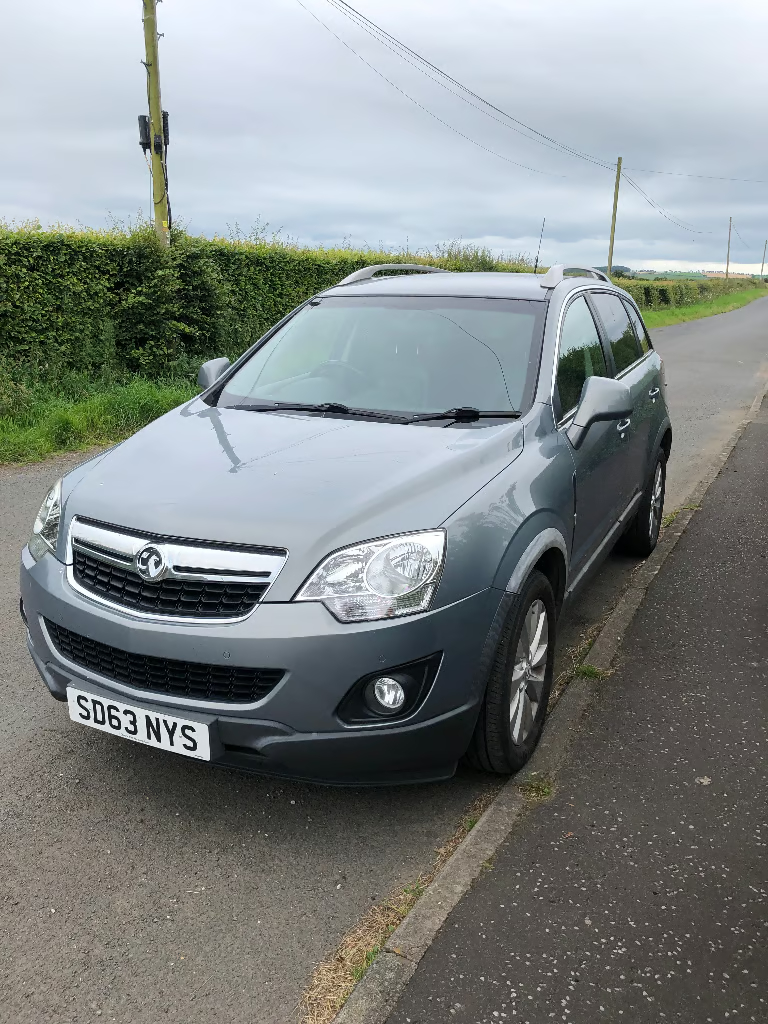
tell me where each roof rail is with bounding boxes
[538,264,611,288]
[336,263,450,286]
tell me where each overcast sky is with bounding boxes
[3,0,767,270]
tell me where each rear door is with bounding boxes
[623,299,666,473]
[589,291,655,501]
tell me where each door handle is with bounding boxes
[617,418,631,434]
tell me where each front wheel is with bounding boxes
[465,570,556,775]
[621,450,666,557]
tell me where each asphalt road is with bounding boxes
[652,295,768,508]
[1,299,767,1024]
[387,395,768,1024]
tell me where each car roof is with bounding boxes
[319,271,550,301]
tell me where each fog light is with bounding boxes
[371,676,406,713]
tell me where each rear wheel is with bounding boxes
[621,450,666,557]
[466,570,555,775]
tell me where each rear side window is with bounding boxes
[623,300,652,354]
[556,295,607,417]
[591,292,642,373]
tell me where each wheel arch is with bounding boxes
[502,526,569,612]
[531,546,567,612]
[659,425,672,461]
[652,417,672,464]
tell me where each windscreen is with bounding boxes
[217,296,546,415]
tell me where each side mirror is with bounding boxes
[197,357,231,391]
[566,376,632,450]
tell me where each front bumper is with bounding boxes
[20,547,505,784]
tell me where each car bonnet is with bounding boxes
[61,398,525,600]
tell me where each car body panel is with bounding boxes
[58,399,525,604]
[617,351,664,486]
[20,269,672,783]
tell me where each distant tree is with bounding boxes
[596,264,632,277]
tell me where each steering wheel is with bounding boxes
[308,360,366,383]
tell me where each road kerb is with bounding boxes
[330,382,768,1024]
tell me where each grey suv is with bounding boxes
[20,264,671,784]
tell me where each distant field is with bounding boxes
[644,288,768,329]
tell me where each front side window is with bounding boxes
[216,296,546,416]
[623,300,652,354]
[555,295,607,417]
[591,292,642,373]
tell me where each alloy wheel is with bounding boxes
[509,599,549,744]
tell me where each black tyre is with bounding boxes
[621,449,666,557]
[466,570,556,775]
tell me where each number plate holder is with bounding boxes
[66,683,219,761]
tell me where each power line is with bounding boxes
[321,0,766,187]
[731,223,750,248]
[320,0,613,171]
[292,0,565,177]
[621,173,709,234]
[623,166,767,185]
[296,0,733,240]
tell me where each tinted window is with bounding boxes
[591,292,641,373]
[556,295,607,416]
[623,300,651,354]
[217,296,546,415]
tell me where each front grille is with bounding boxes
[46,619,285,704]
[73,550,268,619]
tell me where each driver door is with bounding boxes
[556,294,628,575]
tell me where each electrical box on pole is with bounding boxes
[141,0,171,246]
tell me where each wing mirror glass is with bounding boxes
[197,357,231,391]
[566,376,632,450]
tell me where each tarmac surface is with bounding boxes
[1,299,767,1023]
[387,400,768,1023]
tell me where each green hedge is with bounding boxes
[613,275,763,310]
[0,223,762,375]
[0,226,531,375]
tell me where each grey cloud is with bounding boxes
[3,0,767,270]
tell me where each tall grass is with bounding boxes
[0,366,195,463]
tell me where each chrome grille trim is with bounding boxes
[65,517,288,623]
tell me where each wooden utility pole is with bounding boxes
[607,157,622,276]
[142,0,170,246]
[725,216,732,280]
[761,239,767,280]
[533,217,546,274]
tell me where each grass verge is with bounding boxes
[299,786,503,1024]
[0,374,196,464]
[661,504,699,529]
[518,773,554,801]
[643,288,768,329]
[549,618,608,707]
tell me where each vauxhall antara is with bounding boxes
[20,264,671,783]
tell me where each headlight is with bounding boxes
[295,530,446,623]
[29,479,62,560]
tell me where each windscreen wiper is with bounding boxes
[409,407,522,423]
[235,401,411,423]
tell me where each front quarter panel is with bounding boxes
[438,404,574,606]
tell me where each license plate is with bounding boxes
[67,687,212,761]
